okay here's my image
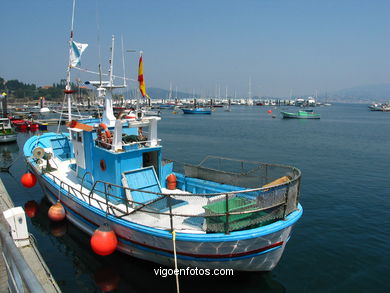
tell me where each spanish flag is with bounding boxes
[138,55,150,99]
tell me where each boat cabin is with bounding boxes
[67,115,167,204]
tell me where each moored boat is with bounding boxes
[281,109,320,119]
[0,117,17,143]
[182,108,212,114]
[22,2,302,272]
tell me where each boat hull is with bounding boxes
[33,164,302,271]
[182,109,212,115]
[0,134,17,143]
[281,112,320,119]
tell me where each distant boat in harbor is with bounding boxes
[281,109,320,119]
[368,103,390,111]
[182,107,212,114]
[0,117,17,143]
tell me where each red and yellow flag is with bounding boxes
[138,55,150,99]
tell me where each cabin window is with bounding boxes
[71,131,77,141]
[77,132,82,142]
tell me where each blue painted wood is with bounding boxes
[123,166,162,204]
[50,137,74,160]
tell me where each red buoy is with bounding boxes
[48,202,66,222]
[24,200,39,218]
[267,110,272,114]
[21,172,37,188]
[90,223,118,256]
[166,173,177,190]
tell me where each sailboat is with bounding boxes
[23,1,303,272]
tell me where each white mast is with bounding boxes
[168,82,172,100]
[121,36,127,88]
[248,76,252,100]
[87,35,122,127]
[100,35,117,126]
[65,0,77,122]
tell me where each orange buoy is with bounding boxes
[21,172,37,188]
[48,202,66,222]
[24,200,39,218]
[267,110,272,114]
[90,223,118,256]
[166,173,177,190]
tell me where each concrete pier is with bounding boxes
[0,178,61,292]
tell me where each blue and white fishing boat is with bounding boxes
[182,108,212,114]
[23,3,302,272]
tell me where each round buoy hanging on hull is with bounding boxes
[90,223,118,256]
[48,202,66,222]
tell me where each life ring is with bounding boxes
[98,123,111,138]
[97,123,112,148]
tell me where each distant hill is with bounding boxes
[328,84,390,103]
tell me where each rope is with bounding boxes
[172,230,180,293]
[56,93,67,134]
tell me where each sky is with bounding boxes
[1,0,390,97]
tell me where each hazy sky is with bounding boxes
[1,0,389,97]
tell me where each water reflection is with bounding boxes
[28,197,285,293]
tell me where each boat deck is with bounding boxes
[41,154,209,233]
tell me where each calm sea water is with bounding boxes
[1,103,389,293]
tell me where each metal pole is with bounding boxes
[0,224,45,293]
[224,193,230,234]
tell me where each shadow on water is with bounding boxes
[27,196,285,293]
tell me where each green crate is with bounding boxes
[203,197,260,231]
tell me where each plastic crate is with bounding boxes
[203,197,261,231]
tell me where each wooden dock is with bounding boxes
[0,178,61,292]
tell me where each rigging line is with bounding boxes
[72,66,137,82]
[56,93,67,134]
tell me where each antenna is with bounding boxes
[121,35,126,87]
[109,35,115,87]
[98,64,102,86]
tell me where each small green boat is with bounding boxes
[281,109,320,119]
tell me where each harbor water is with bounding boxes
[1,103,389,292]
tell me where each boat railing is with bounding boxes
[44,160,300,234]
[94,137,161,150]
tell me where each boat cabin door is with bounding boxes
[142,150,159,178]
[70,129,86,169]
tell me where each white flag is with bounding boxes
[70,40,88,67]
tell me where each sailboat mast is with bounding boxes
[248,76,252,100]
